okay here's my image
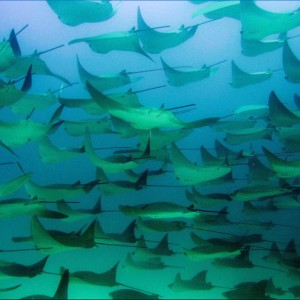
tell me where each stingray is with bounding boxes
[185,187,231,208]
[86,80,219,130]
[3,45,70,84]
[248,156,275,183]
[192,1,240,20]
[0,198,67,220]
[211,117,257,132]
[137,7,198,54]
[171,143,231,185]
[168,270,214,292]
[25,178,97,202]
[0,173,32,199]
[132,234,176,259]
[0,255,49,279]
[69,28,152,60]
[263,146,300,178]
[0,64,32,107]
[223,279,273,299]
[20,269,69,299]
[31,216,96,254]
[63,117,113,136]
[84,131,142,173]
[242,200,278,215]
[230,60,273,88]
[119,202,210,219]
[240,1,300,41]
[109,288,159,300]
[269,91,300,127]
[283,40,300,83]
[38,136,85,164]
[230,184,292,201]
[76,56,142,92]
[232,104,269,119]
[135,218,187,233]
[224,126,273,145]
[47,0,116,26]
[95,167,147,196]
[160,57,221,86]
[56,198,101,223]
[241,33,287,57]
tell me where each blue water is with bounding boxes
[1,1,300,299]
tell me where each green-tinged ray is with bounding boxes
[240,1,300,40]
[0,65,32,107]
[230,60,272,88]
[160,57,220,86]
[192,1,240,19]
[20,269,69,299]
[25,179,97,202]
[136,218,187,233]
[263,146,300,178]
[171,143,231,185]
[0,284,21,292]
[69,29,152,60]
[96,167,147,196]
[222,279,271,299]
[10,90,57,115]
[0,198,67,219]
[232,104,269,119]
[0,173,32,199]
[109,288,159,300]
[47,0,116,26]
[3,47,70,84]
[283,40,300,83]
[211,117,257,132]
[85,132,140,173]
[137,7,198,54]
[76,56,142,92]
[168,270,214,292]
[241,33,286,57]
[38,136,84,163]
[248,156,275,183]
[119,201,206,219]
[0,118,62,147]
[224,126,273,145]
[230,184,292,201]
[0,29,21,72]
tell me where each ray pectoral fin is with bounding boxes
[185,117,220,129]
[21,64,32,92]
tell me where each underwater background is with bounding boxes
[1,0,300,299]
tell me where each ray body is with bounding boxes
[171,143,231,185]
[240,1,300,40]
[160,57,219,86]
[137,7,198,54]
[47,0,116,26]
[109,289,159,300]
[69,29,151,59]
[230,60,272,88]
[136,218,187,233]
[25,179,95,202]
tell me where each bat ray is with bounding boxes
[38,136,85,163]
[86,80,219,130]
[69,28,152,60]
[171,143,231,185]
[0,173,32,199]
[168,270,214,292]
[240,1,300,40]
[263,146,300,178]
[47,0,116,26]
[3,45,70,84]
[230,60,273,88]
[160,57,220,86]
[76,56,142,92]
[269,91,300,126]
[137,7,198,53]
[25,178,97,202]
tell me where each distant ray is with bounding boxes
[137,7,198,54]
[47,0,116,26]
[283,40,300,83]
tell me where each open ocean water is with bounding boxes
[1,1,300,299]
